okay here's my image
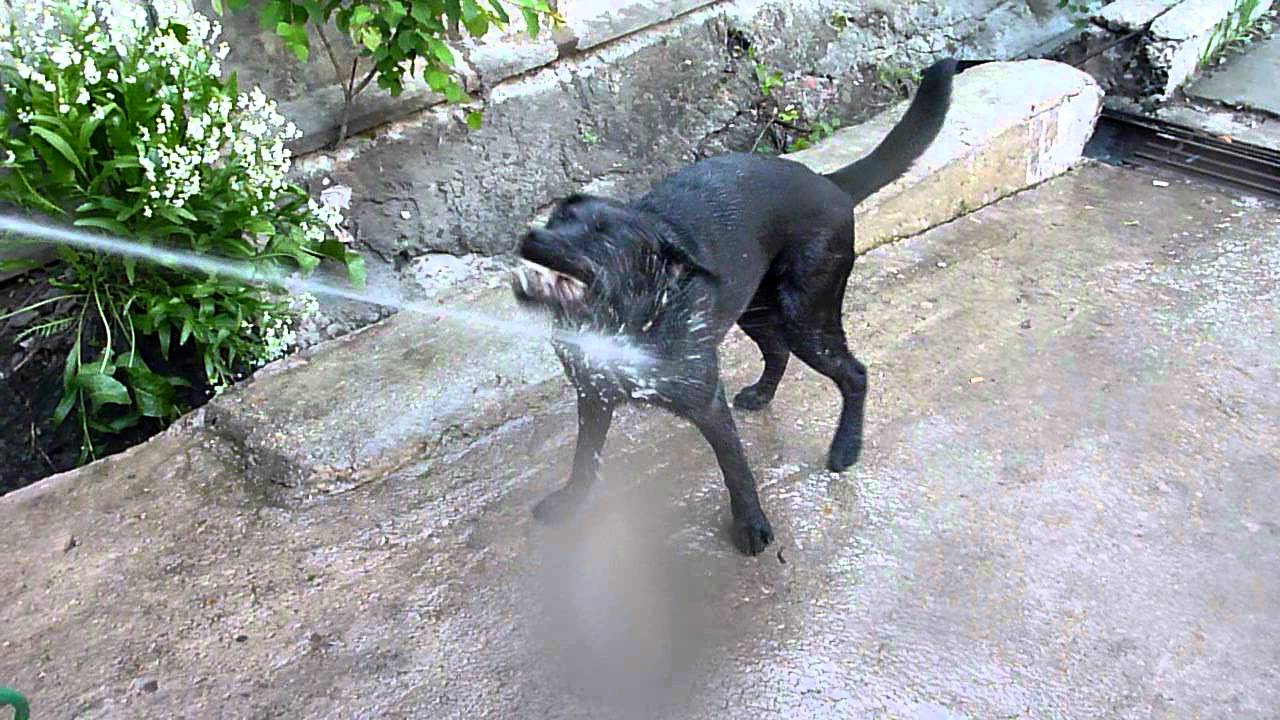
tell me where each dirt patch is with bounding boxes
[0,270,214,494]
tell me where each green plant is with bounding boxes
[749,48,784,96]
[0,0,356,460]
[1200,0,1267,64]
[214,0,560,145]
[787,116,842,152]
[1057,0,1100,28]
[876,63,921,96]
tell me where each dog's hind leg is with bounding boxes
[778,251,867,472]
[532,387,615,523]
[682,381,774,555]
[793,329,867,472]
[734,301,790,411]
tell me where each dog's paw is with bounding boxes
[532,487,584,524]
[827,439,862,473]
[732,384,773,412]
[732,512,774,556]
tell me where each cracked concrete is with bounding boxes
[3,164,1278,718]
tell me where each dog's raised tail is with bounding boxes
[824,57,958,205]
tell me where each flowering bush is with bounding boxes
[0,0,362,459]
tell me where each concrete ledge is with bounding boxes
[786,60,1103,253]
[204,286,565,503]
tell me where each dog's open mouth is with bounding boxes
[511,259,588,311]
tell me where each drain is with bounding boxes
[1086,108,1280,200]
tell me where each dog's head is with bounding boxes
[512,194,709,334]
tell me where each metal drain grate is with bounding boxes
[1086,108,1280,200]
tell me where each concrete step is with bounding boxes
[198,59,1103,501]
[786,59,1102,253]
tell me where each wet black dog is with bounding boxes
[513,58,957,555]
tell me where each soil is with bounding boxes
[0,270,213,494]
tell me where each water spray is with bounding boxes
[0,215,652,368]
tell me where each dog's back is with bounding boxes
[633,57,958,325]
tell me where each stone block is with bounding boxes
[785,60,1103,253]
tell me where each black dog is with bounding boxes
[513,58,957,555]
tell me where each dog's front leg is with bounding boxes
[532,387,615,523]
[689,384,774,555]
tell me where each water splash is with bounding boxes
[0,215,653,368]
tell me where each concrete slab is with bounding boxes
[786,60,1103,252]
[1187,33,1280,115]
[3,164,1278,718]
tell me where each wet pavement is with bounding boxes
[1187,33,1280,117]
[2,163,1279,719]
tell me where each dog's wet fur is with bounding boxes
[513,58,958,555]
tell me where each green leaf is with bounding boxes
[73,215,131,236]
[465,109,484,130]
[426,68,449,92]
[63,339,81,390]
[428,38,455,66]
[521,7,541,37]
[76,366,131,411]
[0,256,46,274]
[345,250,366,288]
[158,323,171,358]
[276,21,310,62]
[53,387,78,428]
[125,367,180,418]
[385,0,407,24]
[29,126,86,176]
[444,82,466,103]
[462,13,489,37]
[350,5,375,25]
[212,0,224,14]
[360,25,382,51]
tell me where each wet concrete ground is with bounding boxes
[2,163,1278,718]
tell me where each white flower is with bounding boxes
[83,57,101,85]
[50,47,73,68]
[106,68,119,83]
[4,150,15,163]
[142,206,153,218]
[58,103,71,114]
[75,89,89,104]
